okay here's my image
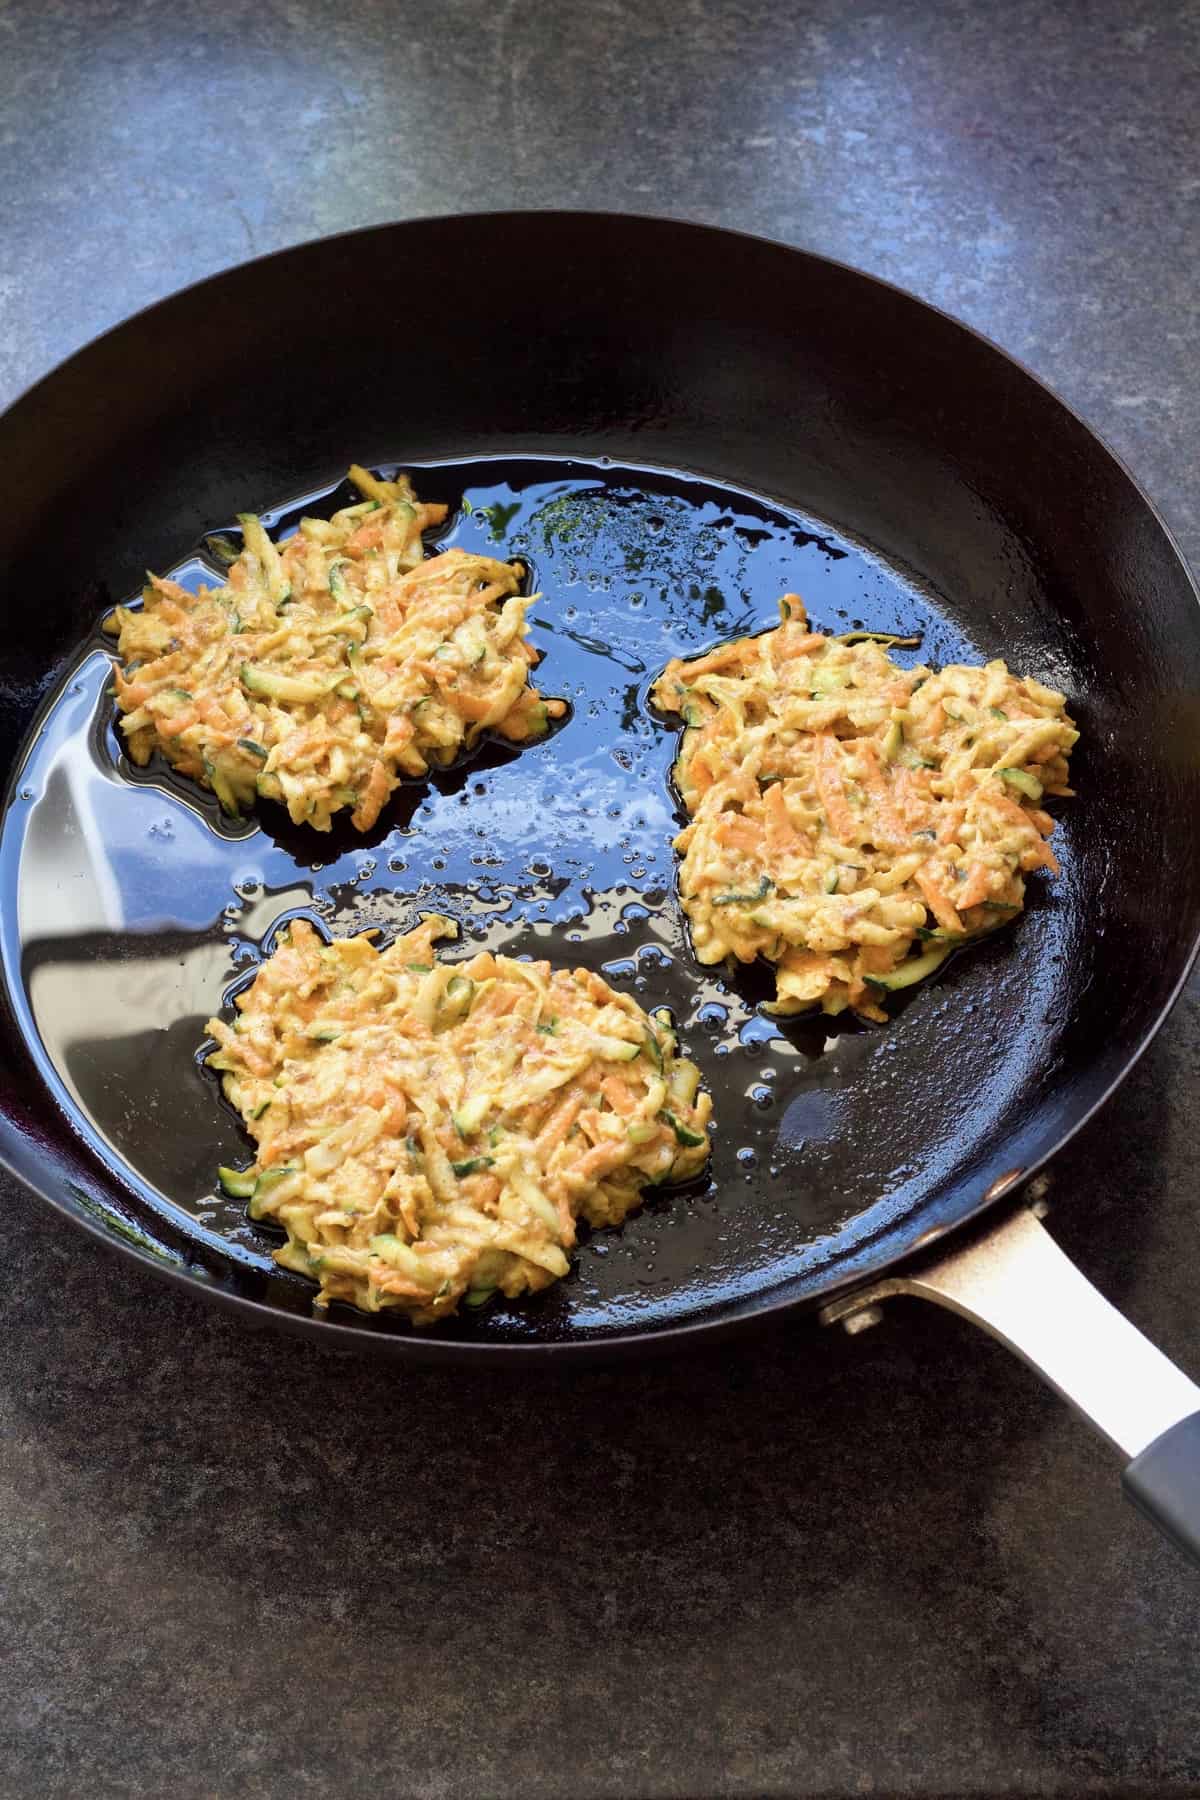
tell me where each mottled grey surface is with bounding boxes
[2,0,1200,1795]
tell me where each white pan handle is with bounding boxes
[821,1205,1200,1567]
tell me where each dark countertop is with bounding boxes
[3,3,1200,1795]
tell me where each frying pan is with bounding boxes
[3,211,1200,1566]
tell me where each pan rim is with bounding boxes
[3,207,1199,1364]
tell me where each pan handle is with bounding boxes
[821,1205,1200,1569]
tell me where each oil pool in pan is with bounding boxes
[0,458,1068,1334]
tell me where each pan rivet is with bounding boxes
[842,1303,884,1335]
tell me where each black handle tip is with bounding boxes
[1123,1410,1200,1570]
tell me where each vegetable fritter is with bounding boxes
[106,464,565,832]
[651,596,1078,1022]
[207,915,712,1323]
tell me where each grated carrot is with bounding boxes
[763,780,804,852]
[856,744,905,848]
[814,734,858,842]
[956,862,992,910]
[916,865,963,933]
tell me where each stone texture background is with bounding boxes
[3,1,1199,1794]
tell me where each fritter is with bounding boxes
[651,596,1078,1022]
[107,465,564,832]
[207,915,712,1323]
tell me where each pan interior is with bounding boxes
[0,456,1082,1343]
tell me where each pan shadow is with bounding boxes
[5,989,1199,1796]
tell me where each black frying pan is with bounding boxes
[3,213,1200,1563]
